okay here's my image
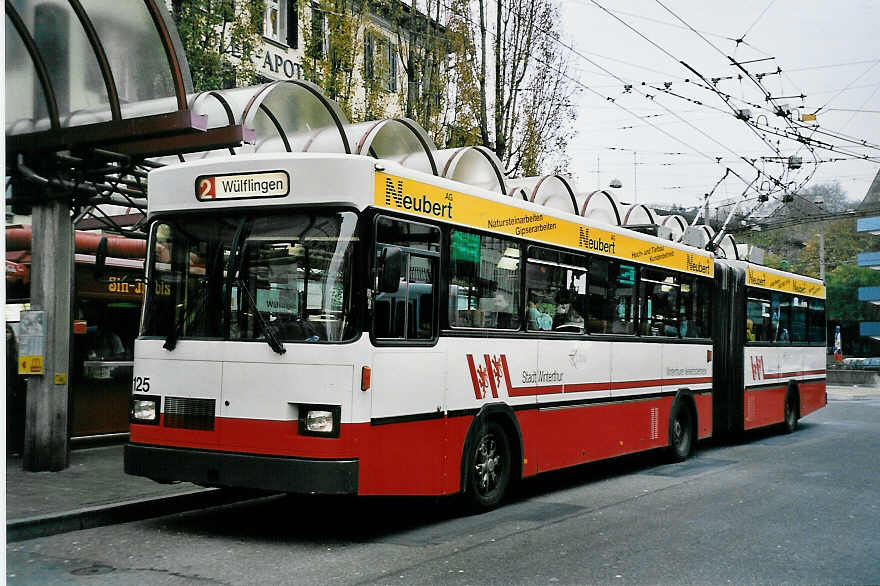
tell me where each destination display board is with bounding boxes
[196,171,289,201]
[745,266,825,299]
[374,172,715,277]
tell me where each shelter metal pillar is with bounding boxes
[23,197,73,472]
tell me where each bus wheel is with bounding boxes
[668,401,695,462]
[783,390,799,434]
[465,420,511,511]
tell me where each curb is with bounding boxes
[7,487,270,543]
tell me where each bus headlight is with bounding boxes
[130,395,160,425]
[299,405,341,438]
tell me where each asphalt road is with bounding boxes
[8,398,880,585]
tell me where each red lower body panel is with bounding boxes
[131,392,715,496]
[799,380,827,417]
[743,379,827,430]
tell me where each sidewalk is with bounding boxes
[6,444,261,542]
[826,384,880,400]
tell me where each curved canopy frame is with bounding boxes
[435,146,506,193]
[508,175,578,214]
[660,214,688,240]
[622,203,657,226]
[682,225,716,249]
[716,234,740,260]
[345,118,438,175]
[579,189,622,225]
[171,81,350,161]
[507,186,529,201]
[6,0,191,137]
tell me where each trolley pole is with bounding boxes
[23,197,73,472]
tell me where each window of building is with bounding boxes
[448,230,521,330]
[373,216,440,341]
[364,33,374,80]
[287,0,298,48]
[384,40,398,92]
[264,0,284,44]
[525,247,587,333]
[639,268,679,337]
[587,258,636,335]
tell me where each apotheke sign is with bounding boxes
[258,47,304,81]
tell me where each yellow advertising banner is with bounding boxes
[745,266,825,299]
[374,172,715,277]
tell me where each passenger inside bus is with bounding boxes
[527,300,553,331]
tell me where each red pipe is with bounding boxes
[5,226,147,258]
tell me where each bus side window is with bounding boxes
[587,258,635,335]
[525,246,586,334]
[791,296,808,343]
[374,216,440,341]
[639,268,679,337]
[448,230,521,330]
[808,299,825,344]
[746,293,772,342]
[774,293,791,343]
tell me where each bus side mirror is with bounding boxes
[378,247,403,293]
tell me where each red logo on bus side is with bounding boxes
[466,354,511,399]
[750,356,766,380]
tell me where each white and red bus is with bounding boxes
[125,153,826,509]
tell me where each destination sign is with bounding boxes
[196,171,289,200]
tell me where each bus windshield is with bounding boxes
[141,210,359,344]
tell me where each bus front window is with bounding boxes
[232,213,359,343]
[141,211,359,344]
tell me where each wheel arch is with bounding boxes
[669,389,698,453]
[459,403,523,494]
[786,380,801,418]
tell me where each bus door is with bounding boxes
[369,216,445,493]
[712,263,745,438]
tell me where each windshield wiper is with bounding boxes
[224,218,286,355]
[236,278,287,355]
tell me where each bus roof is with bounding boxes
[148,153,718,277]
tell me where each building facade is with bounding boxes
[255,0,431,120]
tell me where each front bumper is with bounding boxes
[124,443,358,494]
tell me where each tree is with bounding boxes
[737,181,870,278]
[300,0,368,120]
[392,0,449,139]
[826,264,880,323]
[171,0,266,91]
[443,0,577,176]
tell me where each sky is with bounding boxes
[557,0,880,213]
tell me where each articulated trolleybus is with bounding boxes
[126,152,826,510]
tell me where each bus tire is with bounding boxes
[783,387,799,434]
[668,399,695,462]
[464,420,512,512]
